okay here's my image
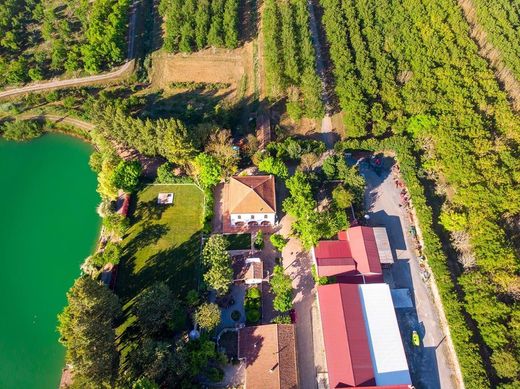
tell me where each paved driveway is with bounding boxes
[278,216,326,389]
[360,159,458,389]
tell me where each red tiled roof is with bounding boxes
[229,175,277,214]
[238,324,298,389]
[313,226,382,278]
[318,283,375,388]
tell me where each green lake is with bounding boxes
[0,134,100,389]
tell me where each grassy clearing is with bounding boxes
[115,184,204,355]
[225,233,251,250]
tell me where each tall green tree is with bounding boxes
[58,276,121,388]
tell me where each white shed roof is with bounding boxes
[359,283,411,386]
[373,227,394,264]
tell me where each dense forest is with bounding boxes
[159,0,240,53]
[262,0,323,119]
[0,0,130,87]
[319,0,520,386]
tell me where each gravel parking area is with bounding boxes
[360,158,458,389]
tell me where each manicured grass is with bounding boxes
[225,233,251,250]
[115,184,204,355]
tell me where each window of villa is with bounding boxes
[251,215,255,219]
[264,214,268,218]
[237,215,241,219]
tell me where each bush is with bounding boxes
[246,309,260,323]
[245,287,261,324]
[270,234,287,252]
[254,230,264,250]
[206,367,224,383]
[156,162,176,183]
[1,120,44,141]
[311,264,329,286]
[246,286,261,299]
[271,314,291,324]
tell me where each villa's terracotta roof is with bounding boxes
[229,175,276,214]
[238,324,298,389]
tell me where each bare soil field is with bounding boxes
[150,43,256,100]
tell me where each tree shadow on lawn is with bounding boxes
[115,232,202,358]
[124,222,170,259]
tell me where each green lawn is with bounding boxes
[115,184,204,355]
[225,233,251,250]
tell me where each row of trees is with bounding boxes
[262,0,324,118]
[160,0,240,53]
[466,0,520,85]
[320,0,520,385]
[0,0,130,87]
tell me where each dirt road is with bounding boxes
[0,0,139,100]
[360,159,460,389]
[19,114,95,132]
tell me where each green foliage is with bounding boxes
[202,234,233,296]
[258,156,289,178]
[262,0,324,118]
[311,264,330,286]
[186,289,200,307]
[96,107,196,165]
[267,137,326,161]
[156,162,177,184]
[112,160,142,193]
[323,0,520,382]
[332,185,354,209]
[194,302,221,332]
[270,265,293,313]
[254,230,264,250]
[467,0,520,82]
[57,276,121,387]
[103,242,122,265]
[160,0,239,53]
[270,234,287,252]
[271,314,291,324]
[193,153,223,189]
[1,120,44,141]
[245,287,261,323]
[133,282,178,335]
[102,213,129,239]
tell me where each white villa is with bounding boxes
[228,175,277,228]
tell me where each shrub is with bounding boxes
[311,264,329,286]
[156,162,176,183]
[271,314,291,324]
[206,366,224,383]
[246,286,261,299]
[254,230,264,250]
[194,302,221,332]
[270,234,287,252]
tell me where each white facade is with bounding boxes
[358,283,412,386]
[230,212,276,226]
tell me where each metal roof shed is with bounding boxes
[373,227,394,265]
[359,284,411,386]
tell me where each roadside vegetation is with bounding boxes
[0,0,130,87]
[159,0,240,53]
[262,0,323,119]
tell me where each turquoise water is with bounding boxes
[0,134,100,389]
